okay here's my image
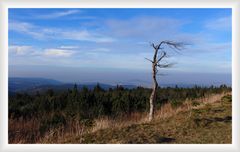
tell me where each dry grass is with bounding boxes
[91,112,147,133]
[155,92,228,120]
[90,92,229,133]
[9,92,230,144]
[69,93,232,144]
[8,118,41,143]
[39,120,86,143]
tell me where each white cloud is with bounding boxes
[37,10,80,19]
[9,21,46,39]
[61,30,115,43]
[9,20,115,43]
[59,46,79,49]
[9,45,75,58]
[90,48,110,52]
[205,16,231,31]
[9,45,33,55]
[9,21,32,31]
[43,49,74,57]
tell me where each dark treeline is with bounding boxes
[9,84,231,133]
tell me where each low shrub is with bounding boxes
[39,113,66,135]
[170,100,183,109]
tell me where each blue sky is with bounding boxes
[8,8,232,86]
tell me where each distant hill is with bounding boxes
[8,77,137,94]
[9,77,62,92]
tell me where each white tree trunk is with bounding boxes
[149,50,158,121]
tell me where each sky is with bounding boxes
[8,8,232,86]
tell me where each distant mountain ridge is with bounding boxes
[9,77,228,95]
[9,77,62,92]
[9,77,137,94]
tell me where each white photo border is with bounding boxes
[0,0,239,152]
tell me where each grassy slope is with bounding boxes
[66,95,232,144]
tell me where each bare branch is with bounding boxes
[150,42,165,50]
[157,51,167,63]
[145,57,153,63]
[150,43,157,50]
[156,44,160,50]
[162,40,185,51]
[157,63,175,68]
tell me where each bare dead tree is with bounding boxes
[146,40,184,121]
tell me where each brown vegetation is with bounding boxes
[68,93,232,144]
[9,92,231,144]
